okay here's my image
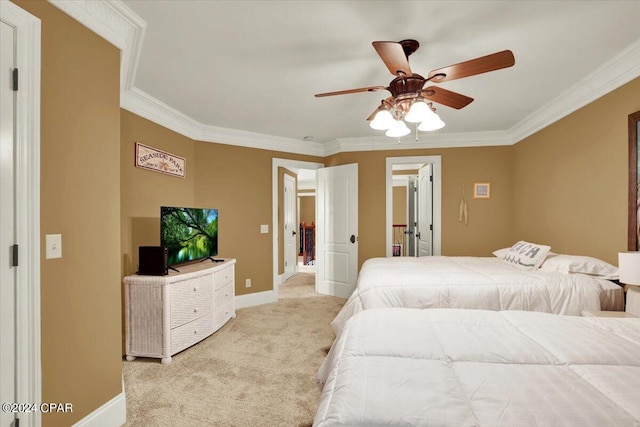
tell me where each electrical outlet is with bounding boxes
[245,278,252,288]
[260,224,269,234]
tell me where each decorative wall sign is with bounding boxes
[135,142,185,178]
[473,182,491,199]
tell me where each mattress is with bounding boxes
[331,256,623,334]
[315,308,640,427]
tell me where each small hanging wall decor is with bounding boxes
[473,182,491,199]
[135,142,185,178]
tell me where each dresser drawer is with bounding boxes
[214,266,234,290]
[170,274,214,328]
[171,311,214,354]
[213,302,234,330]
[214,282,234,309]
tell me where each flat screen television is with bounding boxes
[160,206,218,266]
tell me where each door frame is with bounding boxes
[271,158,323,301]
[1,2,42,427]
[385,156,441,257]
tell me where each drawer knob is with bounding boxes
[194,330,198,335]
[193,287,197,292]
[193,308,198,313]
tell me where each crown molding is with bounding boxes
[50,0,640,156]
[328,130,514,155]
[48,0,146,92]
[509,38,640,144]
[121,88,326,157]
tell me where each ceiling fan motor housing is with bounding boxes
[388,74,426,98]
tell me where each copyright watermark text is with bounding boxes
[2,402,73,413]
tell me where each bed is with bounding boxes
[315,308,640,427]
[331,253,623,334]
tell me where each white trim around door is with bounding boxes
[271,158,323,301]
[0,2,41,427]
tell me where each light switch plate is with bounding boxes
[260,224,269,234]
[45,234,62,259]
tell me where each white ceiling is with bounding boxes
[53,1,640,152]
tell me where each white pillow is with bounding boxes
[539,254,618,279]
[492,248,510,258]
[500,241,551,270]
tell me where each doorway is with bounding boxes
[271,159,323,301]
[386,156,441,257]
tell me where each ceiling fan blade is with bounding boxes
[427,50,515,82]
[372,41,412,76]
[314,86,387,97]
[421,86,474,109]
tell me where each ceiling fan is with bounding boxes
[315,40,515,136]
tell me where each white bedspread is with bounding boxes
[331,256,622,334]
[315,308,640,427]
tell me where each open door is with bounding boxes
[316,164,358,298]
[283,173,297,281]
[417,163,433,257]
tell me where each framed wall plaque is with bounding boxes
[473,182,491,199]
[135,142,185,178]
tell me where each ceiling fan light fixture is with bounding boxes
[385,119,411,137]
[418,113,445,131]
[404,101,432,123]
[370,109,395,130]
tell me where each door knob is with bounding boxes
[350,235,356,243]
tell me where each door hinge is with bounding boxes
[429,175,433,182]
[12,68,18,91]
[430,224,433,231]
[12,244,18,267]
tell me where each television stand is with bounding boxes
[201,256,224,263]
[124,259,236,364]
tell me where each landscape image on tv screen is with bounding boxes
[161,207,218,266]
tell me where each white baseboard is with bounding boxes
[235,290,275,309]
[72,387,126,427]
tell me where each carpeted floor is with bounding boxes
[123,272,344,426]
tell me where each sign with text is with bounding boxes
[135,142,185,178]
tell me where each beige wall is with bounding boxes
[327,146,514,268]
[121,111,322,296]
[194,147,322,290]
[13,1,123,425]
[513,77,640,264]
[299,195,315,225]
[393,185,407,225]
[121,111,197,277]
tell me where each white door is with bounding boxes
[316,164,358,298]
[283,173,297,280]
[0,19,17,427]
[417,163,433,257]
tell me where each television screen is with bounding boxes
[161,206,218,266]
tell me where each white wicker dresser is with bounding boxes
[124,258,236,364]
